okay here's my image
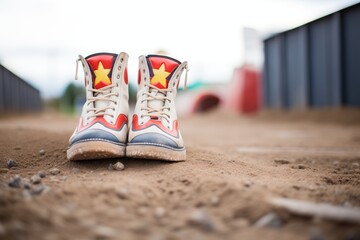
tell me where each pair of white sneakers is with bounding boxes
[67,52,188,161]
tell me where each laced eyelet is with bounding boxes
[118,66,121,71]
[117,75,120,79]
[142,69,145,73]
[120,58,124,62]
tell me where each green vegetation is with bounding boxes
[60,83,85,114]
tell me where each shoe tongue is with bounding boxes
[85,53,117,115]
[146,55,181,120]
[147,55,181,89]
[86,53,117,89]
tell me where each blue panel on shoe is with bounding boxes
[130,133,180,149]
[69,129,123,146]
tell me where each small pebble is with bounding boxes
[31,184,50,195]
[7,159,17,169]
[243,181,252,188]
[298,164,306,169]
[39,149,46,156]
[0,168,9,174]
[352,162,359,168]
[38,171,46,178]
[254,212,283,228]
[323,177,335,185]
[8,175,22,188]
[274,159,290,165]
[188,209,216,232]
[71,168,80,173]
[115,187,129,199]
[22,178,32,189]
[49,168,60,175]
[59,176,67,181]
[154,207,166,218]
[31,174,41,184]
[292,164,306,169]
[210,196,220,206]
[112,162,125,171]
[93,225,116,238]
[308,185,316,191]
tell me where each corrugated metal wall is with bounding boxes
[263,3,360,109]
[0,64,42,113]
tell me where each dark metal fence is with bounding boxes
[0,64,42,113]
[263,3,360,109]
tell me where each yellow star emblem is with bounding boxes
[151,63,170,88]
[94,61,111,88]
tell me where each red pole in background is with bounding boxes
[228,65,261,114]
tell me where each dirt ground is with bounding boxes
[0,109,360,240]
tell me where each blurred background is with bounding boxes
[0,0,359,115]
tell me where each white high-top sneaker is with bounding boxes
[67,52,129,161]
[127,54,188,161]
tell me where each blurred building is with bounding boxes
[263,3,360,109]
[0,64,42,113]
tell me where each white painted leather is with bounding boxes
[69,52,129,144]
[128,55,188,148]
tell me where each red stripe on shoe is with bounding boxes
[78,114,128,132]
[131,114,179,138]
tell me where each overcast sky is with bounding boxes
[0,0,358,98]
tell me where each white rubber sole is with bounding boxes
[67,141,126,161]
[126,144,186,162]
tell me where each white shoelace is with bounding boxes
[75,58,189,122]
[141,83,172,123]
[87,84,118,119]
[141,65,189,123]
[75,59,118,120]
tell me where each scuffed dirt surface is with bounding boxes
[0,110,360,240]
